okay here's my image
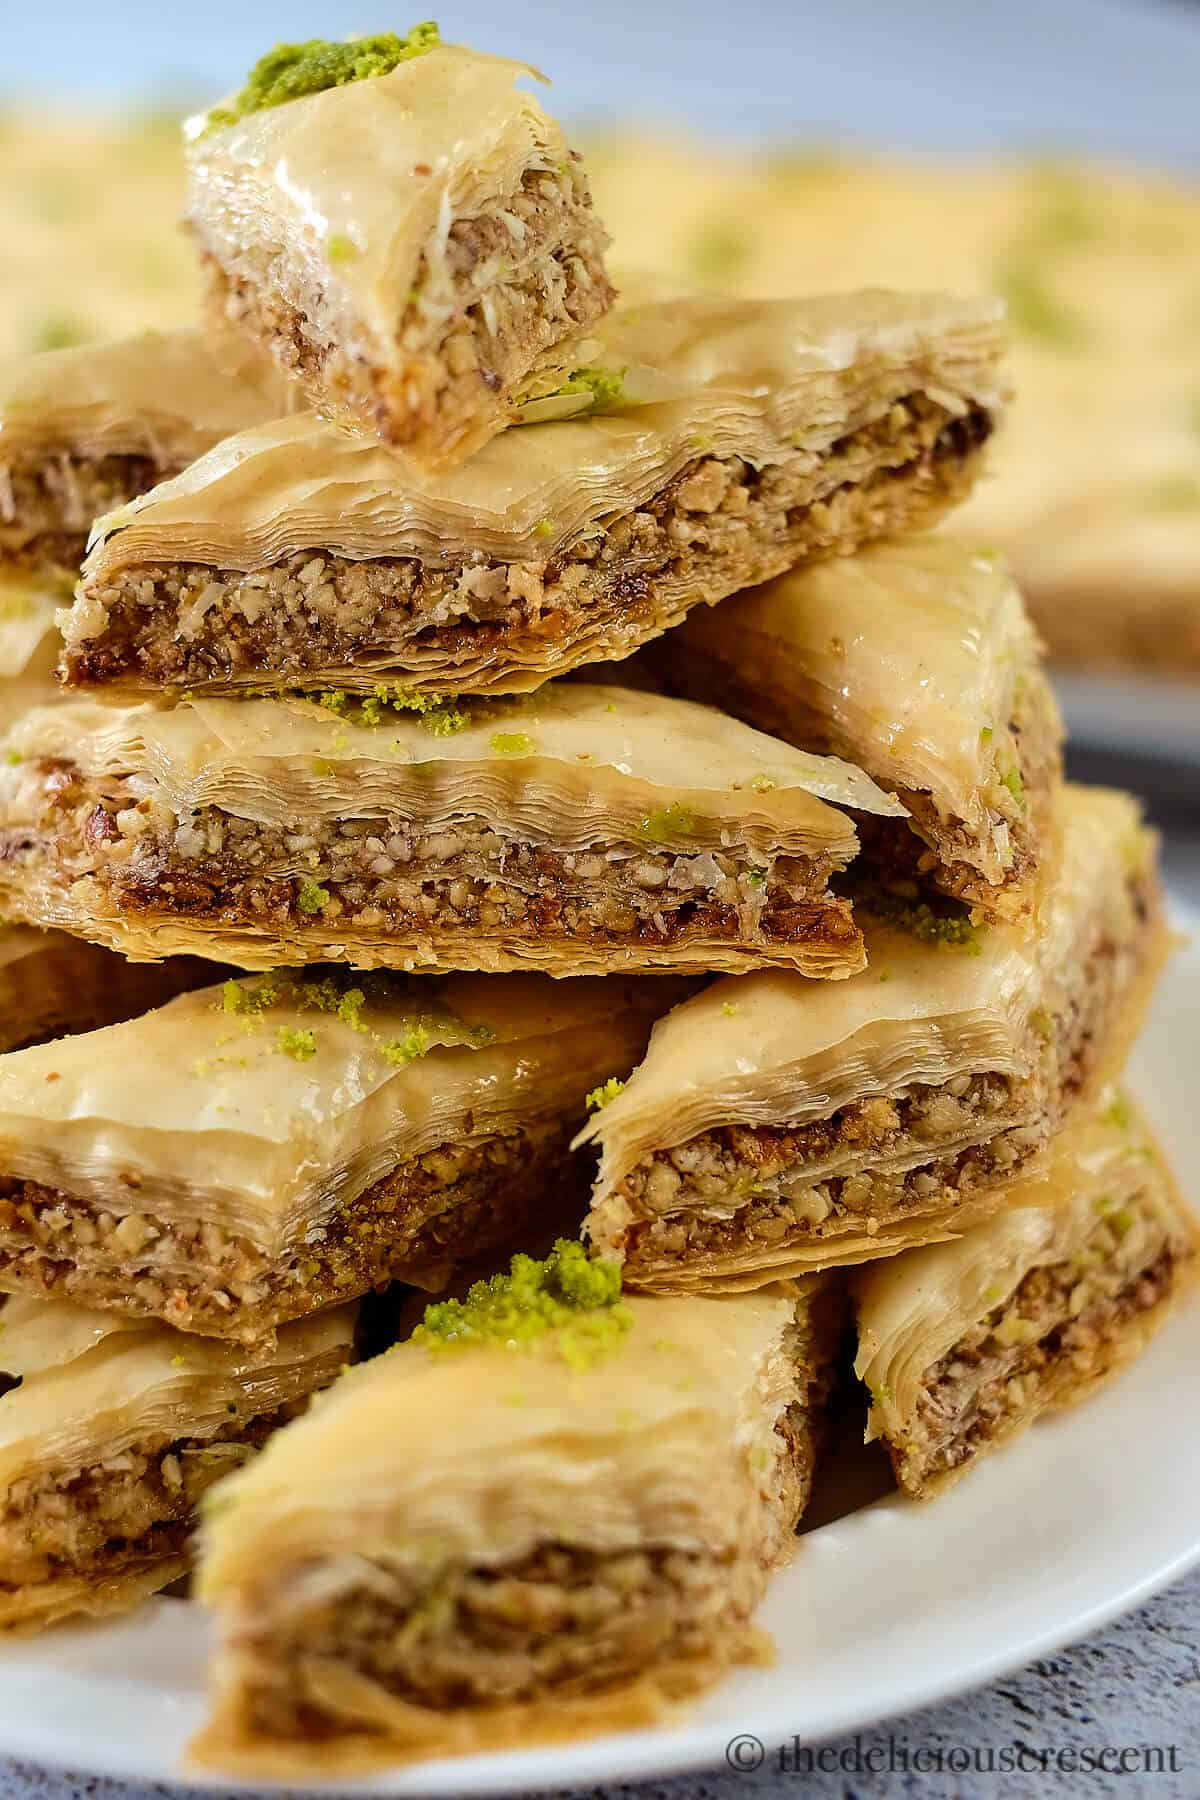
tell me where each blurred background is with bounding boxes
[1,0,1198,888]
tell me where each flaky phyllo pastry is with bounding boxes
[191,1245,841,1773]
[0,567,70,729]
[579,785,1166,1289]
[0,329,295,576]
[184,29,614,464]
[0,926,211,1052]
[61,292,1005,697]
[0,1293,354,1630]
[0,684,902,976]
[0,969,676,1342]
[854,1094,1197,1499]
[661,536,1063,922]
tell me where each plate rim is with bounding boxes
[0,910,1196,1796]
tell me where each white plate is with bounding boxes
[1,918,1197,1796]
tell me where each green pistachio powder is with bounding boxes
[414,1239,631,1367]
[205,22,442,131]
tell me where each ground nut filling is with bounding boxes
[869,671,1063,919]
[64,396,992,692]
[901,1241,1184,1493]
[0,449,169,573]
[597,870,1158,1282]
[612,1071,1042,1275]
[219,1407,813,1737]
[0,1409,292,1601]
[0,1123,578,1345]
[192,162,614,455]
[3,763,861,973]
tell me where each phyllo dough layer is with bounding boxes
[184,33,614,465]
[854,1094,1197,1497]
[0,684,902,976]
[659,535,1063,921]
[0,329,294,577]
[0,969,680,1342]
[192,1247,841,1773]
[0,925,214,1052]
[579,785,1166,1288]
[62,292,1005,696]
[0,1293,354,1630]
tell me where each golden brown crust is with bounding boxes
[0,1125,583,1345]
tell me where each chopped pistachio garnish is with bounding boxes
[311,684,470,736]
[361,684,470,733]
[863,886,983,954]
[381,1021,432,1065]
[746,869,767,889]
[4,750,21,767]
[221,978,279,1018]
[533,517,556,539]
[413,1238,630,1368]
[1029,1004,1054,1041]
[31,314,89,353]
[276,1025,317,1061]
[1111,1206,1137,1237]
[204,22,441,132]
[327,233,357,263]
[296,878,331,914]
[637,801,698,843]
[543,365,626,410]
[585,1075,625,1112]
[293,976,370,1031]
[979,725,994,745]
[489,730,536,756]
[721,1000,739,1017]
[749,773,777,793]
[1104,1092,1134,1132]
[1000,766,1026,810]
[867,1378,892,1405]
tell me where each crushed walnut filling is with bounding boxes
[218,1406,812,1734]
[64,396,991,691]
[2,761,858,967]
[0,1408,292,1593]
[0,1124,578,1345]
[192,162,613,453]
[901,1240,1183,1491]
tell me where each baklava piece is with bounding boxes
[854,1094,1197,1496]
[580,786,1166,1288]
[0,925,212,1051]
[0,684,901,976]
[0,328,293,577]
[61,292,1005,695]
[192,1244,840,1773]
[661,535,1063,921]
[0,1293,354,1630]
[184,28,613,464]
[0,969,677,1342]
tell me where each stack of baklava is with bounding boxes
[0,23,1191,1776]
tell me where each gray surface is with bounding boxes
[2,0,1199,162]
[0,1568,1196,1800]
